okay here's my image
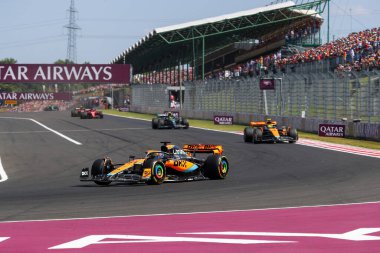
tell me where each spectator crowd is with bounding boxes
[7,100,74,112]
[206,27,380,80]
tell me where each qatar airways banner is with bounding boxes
[214,115,233,125]
[0,92,72,101]
[318,124,346,137]
[0,64,131,83]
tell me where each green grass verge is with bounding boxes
[103,109,380,150]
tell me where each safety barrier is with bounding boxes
[130,70,380,141]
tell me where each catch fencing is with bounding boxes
[130,70,380,140]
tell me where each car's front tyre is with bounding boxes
[288,128,298,143]
[144,159,166,185]
[91,159,112,186]
[152,118,159,129]
[182,118,189,129]
[203,155,229,179]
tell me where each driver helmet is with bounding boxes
[167,145,179,154]
[167,112,173,117]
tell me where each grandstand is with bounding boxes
[111,0,380,139]
[111,0,327,83]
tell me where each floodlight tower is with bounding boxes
[65,0,80,63]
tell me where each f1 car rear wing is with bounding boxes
[250,121,277,127]
[183,144,223,155]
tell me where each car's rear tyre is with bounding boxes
[80,112,86,119]
[244,127,253,142]
[144,159,166,185]
[99,113,103,119]
[288,128,298,143]
[91,159,112,186]
[253,128,263,143]
[203,155,229,179]
[152,118,159,129]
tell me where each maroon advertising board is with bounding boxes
[214,115,233,125]
[0,92,72,101]
[0,64,131,83]
[259,78,275,90]
[318,124,346,137]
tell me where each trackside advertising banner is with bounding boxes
[318,124,346,137]
[259,78,275,90]
[214,116,233,125]
[0,64,131,83]
[0,92,72,101]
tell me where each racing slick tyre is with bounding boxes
[99,113,104,119]
[157,119,165,129]
[244,127,254,142]
[91,159,113,186]
[203,155,229,180]
[253,128,263,144]
[288,128,298,143]
[80,112,87,119]
[181,118,189,129]
[71,110,76,117]
[144,159,166,185]
[152,118,159,129]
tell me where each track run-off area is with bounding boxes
[0,111,379,252]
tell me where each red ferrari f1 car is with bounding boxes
[80,108,104,119]
[80,142,229,185]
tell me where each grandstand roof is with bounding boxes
[111,0,327,77]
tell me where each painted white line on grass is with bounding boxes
[0,117,82,145]
[104,113,380,158]
[0,157,8,183]
[104,113,239,134]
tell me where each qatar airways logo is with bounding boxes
[0,64,131,83]
[214,116,233,125]
[319,124,346,137]
[0,92,71,100]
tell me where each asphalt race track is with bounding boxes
[0,111,379,222]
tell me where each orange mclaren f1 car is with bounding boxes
[80,142,229,185]
[244,119,298,143]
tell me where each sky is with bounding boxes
[0,0,379,64]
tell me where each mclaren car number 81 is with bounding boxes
[80,142,229,185]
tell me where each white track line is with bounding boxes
[104,113,380,158]
[0,117,82,183]
[0,127,149,134]
[29,119,82,145]
[297,139,380,158]
[0,157,8,183]
[1,200,380,224]
[0,117,82,145]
